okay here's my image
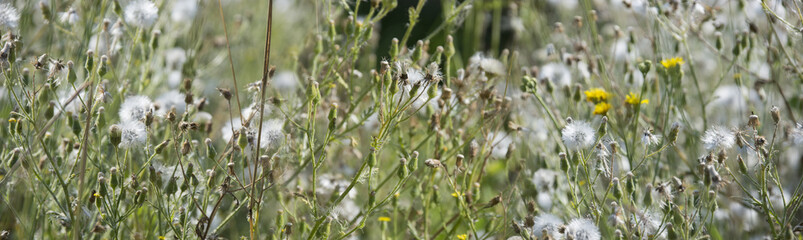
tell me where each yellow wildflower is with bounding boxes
[93,192,102,198]
[584,88,609,103]
[625,92,649,105]
[159,237,166,240]
[457,234,468,240]
[378,216,391,222]
[593,102,611,115]
[451,191,462,197]
[660,57,684,68]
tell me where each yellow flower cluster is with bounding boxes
[593,102,611,115]
[661,57,685,68]
[585,88,611,115]
[457,234,468,240]
[625,92,649,105]
[584,88,609,103]
[378,216,391,222]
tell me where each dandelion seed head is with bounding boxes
[125,0,159,28]
[562,120,596,150]
[154,90,186,117]
[564,218,601,240]
[119,95,154,123]
[702,126,735,151]
[118,121,147,149]
[539,63,572,87]
[255,119,284,149]
[0,3,20,29]
[532,214,563,239]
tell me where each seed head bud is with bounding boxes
[643,184,653,207]
[397,158,409,178]
[98,55,108,77]
[109,167,119,189]
[737,155,748,174]
[98,175,108,197]
[511,221,522,234]
[638,60,652,76]
[424,159,441,168]
[747,114,760,128]
[217,88,232,100]
[598,116,608,136]
[150,30,161,49]
[328,103,338,121]
[770,106,780,124]
[165,177,178,194]
[455,154,464,169]
[368,148,378,167]
[525,215,535,228]
[181,140,191,156]
[559,152,569,172]
[506,143,516,159]
[237,129,248,151]
[412,40,424,63]
[717,149,727,164]
[445,35,455,57]
[667,122,680,143]
[612,178,622,199]
[109,125,122,147]
[40,2,52,21]
[389,38,399,60]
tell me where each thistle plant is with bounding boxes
[1,0,803,239]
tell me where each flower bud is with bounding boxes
[109,125,122,147]
[770,106,780,124]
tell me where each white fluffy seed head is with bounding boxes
[532,214,563,239]
[701,126,735,151]
[0,3,20,29]
[562,120,596,150]
[125,0,159,28]
[564,218,601,240]
[118,121,147,149]
[119,95,154,123]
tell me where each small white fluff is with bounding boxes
[564,218,601,240]
[791,123,803,145]
[468,53,505,76]
[119,95,154,123]
[154,90,186,117]
[539,63,572,88]
[125,0,159,28]
[532,214,563,239]
[531,169,560,192]
[562,120,596,150]
[0,3,20,29]
[59,8,80,25]
[488,131,513,159]
[171,0,198,22]
[641,129,661,146]
[254,119,284,149]
[118,121,147,149]
[271,71,300,91]
[701,126,735,151]
[406,67,425,85]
